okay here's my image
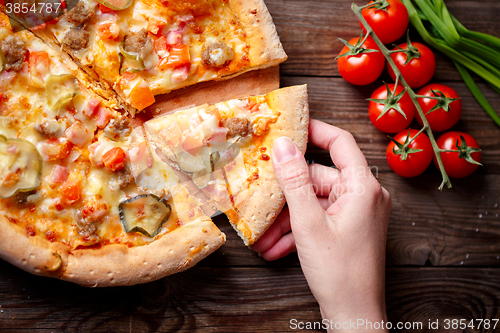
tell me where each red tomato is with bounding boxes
[386,129,433,177]
[61,179,82,206]
[388,42,436,88]
[415,83,462,132]
[368,83,415,133]
[337,36,385,85]
[103,147,126,172]
[360,0,409,44]
[434,132,481,178]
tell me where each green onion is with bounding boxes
[402,0,500,127]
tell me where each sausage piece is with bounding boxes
[202,42,234,68]
[221,117,252,138]
[66,2,94,24]
[1,35,27,72]
[104,116,131,141]
[123,29,149,53]
[63,26,90,50]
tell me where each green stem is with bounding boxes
[453,61,500,128]
[352,2,451,190]
[461,50,500,79]
[451,14,500,50]
[402,0,500,90]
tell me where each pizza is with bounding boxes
[0,1,309,287]
[25,0,287,114]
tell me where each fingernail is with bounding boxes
[273,137,297,163]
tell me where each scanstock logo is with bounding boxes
[2,0,80,32]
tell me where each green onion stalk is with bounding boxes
[401,0,500,127]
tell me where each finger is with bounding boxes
[272,137,325,226]
[318,196,330,210]
[309,119,370,181]
[260,232,296,261]
[309,163,342,197]
[251,207,291,253]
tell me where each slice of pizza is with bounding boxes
[144,85,309,245]
[0,18,225,286]
[28,0,287,113]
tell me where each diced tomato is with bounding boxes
[51,165,69,184]
[182,134,203,156]
[99,3,116,13]
[97,22,120,40]
[129,83,155,111]
[118,73,155,111]
[61,178,82,206]
[102,147,126,171]
[41,138,71,161]
[96,107,114,128]
[171,64,190,83]
[28,51,49,88]
[157,45,190,70]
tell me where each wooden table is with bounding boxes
[1,0,500,332]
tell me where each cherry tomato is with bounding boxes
[369,83,415,133]
[386,129,433,177]
[415,83,462,132]
[360,0,409,44]
[434,132,481,178]
[388,42,436,88]
[337,36,385,85]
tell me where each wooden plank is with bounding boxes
[280,76,500,174]
[380,173,500,266]
[1,265,499,332]
[386,268,500,332]
[267,0,500,79]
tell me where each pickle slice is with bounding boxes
[119,194,172,237]
[96,0,132,11]
[119,42,145,75]
[0,136,42,198]
[45,74,78,110]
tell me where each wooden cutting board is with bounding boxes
[131,66,280,128]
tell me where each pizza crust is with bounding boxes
[231,85,309,245]
[228,0,288,71]
[0,215,225,287]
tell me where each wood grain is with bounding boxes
[1,263,499,332]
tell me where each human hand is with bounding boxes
[251,119,391,331]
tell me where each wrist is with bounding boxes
[320,304,388,332]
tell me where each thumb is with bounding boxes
[272,137,323,222]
